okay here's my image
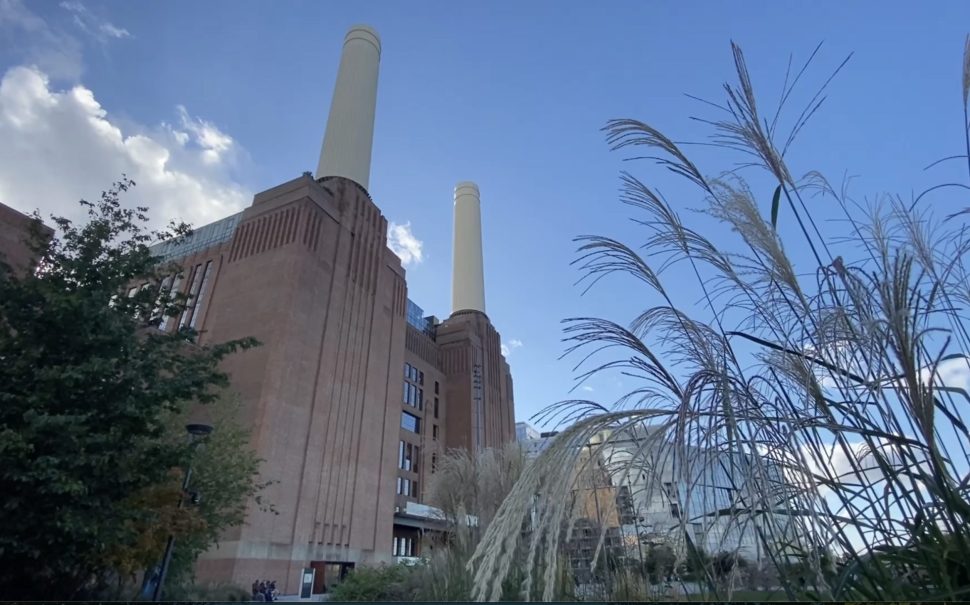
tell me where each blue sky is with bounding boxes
[2,1,970,428]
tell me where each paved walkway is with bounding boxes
[275,593,329,602]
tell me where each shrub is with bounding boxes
[328,563,417,602]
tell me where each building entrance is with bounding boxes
[309,561,355,594]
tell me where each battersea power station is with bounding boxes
[0,24,517,594]
[165,25,516,590]
[162,24,516,591]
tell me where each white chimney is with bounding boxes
[315,25,381,190]
[452,182,486,314]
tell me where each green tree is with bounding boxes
[100,396,273,597]
[160,395,275,589]
[0,178,257,599]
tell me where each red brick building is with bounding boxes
[0,203,51,276]
[0,23,516,595]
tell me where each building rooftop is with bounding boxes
[149,211,243,263]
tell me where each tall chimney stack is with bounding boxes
[452,182,486,315]
[315,25,381,190]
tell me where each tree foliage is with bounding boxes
[0,178,258,599]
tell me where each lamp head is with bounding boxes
[185,423,214,437]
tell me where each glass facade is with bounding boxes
[405,298,437,338]
[149,212,243,263]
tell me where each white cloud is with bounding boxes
[501,338,523,357]
[387,221,423,267]
[921,355,970,390]
[0,65,250,231]
[59,1,130,42]
[99,22,130,40]
[581,385,594,393]
[174,105,234,165]
[0,0,84,80]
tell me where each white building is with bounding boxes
[517,422,800,564]
[515,421,557,459]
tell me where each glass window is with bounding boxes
[399,441,418,472]
[188,260,213,329]
[393,536,413,557]
[178,264,204,330]
[434,398,439,418]
[417,389,423,410]
[159,273,183,332]
[401,412,420,433]
[403,381,410,404]
[431,453,437,474]
[432,424,438,441]
[151,275,173,324]
[404,363,411,378]
[418,371,424,385]
[434,381,439,395]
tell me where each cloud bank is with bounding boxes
[0,65,250,231]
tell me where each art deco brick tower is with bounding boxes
[437,182,515,451]
[193,25,407,590]
[160,23,519,593]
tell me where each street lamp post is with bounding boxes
[151,423,213,602]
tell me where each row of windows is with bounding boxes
[398,440,419,472]
[403,364,443,418]
[403,381,423,410]
[396,476,418,497]
[404,362,424,385]
[401,412,420,434]
[393,536,415,557]
[126,260,213,332]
